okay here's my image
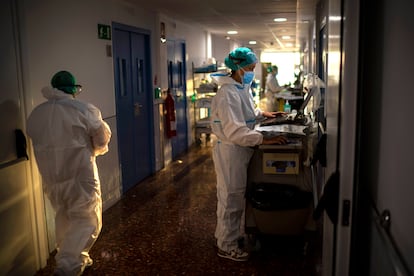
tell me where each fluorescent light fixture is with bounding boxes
[227,30,238,35]
[273,17,287,22]
[282,35,291,40]
[249,40,257,45]
[285,43,293,47]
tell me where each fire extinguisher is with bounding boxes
[165,89,177,138]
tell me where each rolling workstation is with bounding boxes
[245,99,319,251]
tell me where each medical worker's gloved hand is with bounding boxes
[262,135,288,145]
[262,111,286,118]
[92,121,112,156]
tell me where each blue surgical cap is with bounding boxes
[224,47,258,71]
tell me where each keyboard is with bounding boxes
[260,113,306,126]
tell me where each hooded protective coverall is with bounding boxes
[265,70,282,111]
[210,74,264,252]
[27,86,111,275]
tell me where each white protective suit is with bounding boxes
[210,74,264,252]
[27,87,111,275]
[265,72,282,111]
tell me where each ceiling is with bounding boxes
[126,0,317,52]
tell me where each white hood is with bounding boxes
[41,86,72,100]
[210,73,243,88]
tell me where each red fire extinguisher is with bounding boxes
[165,89,177,138]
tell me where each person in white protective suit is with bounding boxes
[27,71,111,275]
[265,65,283,111]
[210,48,287,262]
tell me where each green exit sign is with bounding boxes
[98,24,111,40]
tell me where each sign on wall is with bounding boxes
[98,24,111,40]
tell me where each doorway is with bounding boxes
[112,22,155,193]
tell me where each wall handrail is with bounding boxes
[372,205,412,276]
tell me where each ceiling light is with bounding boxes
[285,43,293,47]
[282,35,291,40]
[273,18,287,22]
[225,36,230,40]
[227,30,238,35]
[248,40,257,45]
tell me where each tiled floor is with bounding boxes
[35,141,323,276]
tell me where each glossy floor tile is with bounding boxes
[35,142,323,276]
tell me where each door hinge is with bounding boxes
[342,199,351,226]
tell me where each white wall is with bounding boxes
[212,34,232,66]
[21,0,156,118]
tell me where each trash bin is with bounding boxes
[247,183,312,235]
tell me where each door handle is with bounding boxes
[134,103,143,116]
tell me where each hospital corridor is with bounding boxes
[2,0,414,275]
[35,139,323,275]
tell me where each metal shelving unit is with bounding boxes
[191,62,218,144]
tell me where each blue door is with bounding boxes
[113,23,154,192]
[167,40,188,159]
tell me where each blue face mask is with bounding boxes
[242,71,255,85]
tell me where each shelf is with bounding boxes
[195,117,211,127]
[192,61,218,144]
[195,98,212,108]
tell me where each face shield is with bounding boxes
[73,85,82,96]
[56,85,82,97]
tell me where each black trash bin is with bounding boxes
[247,183,312,235]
